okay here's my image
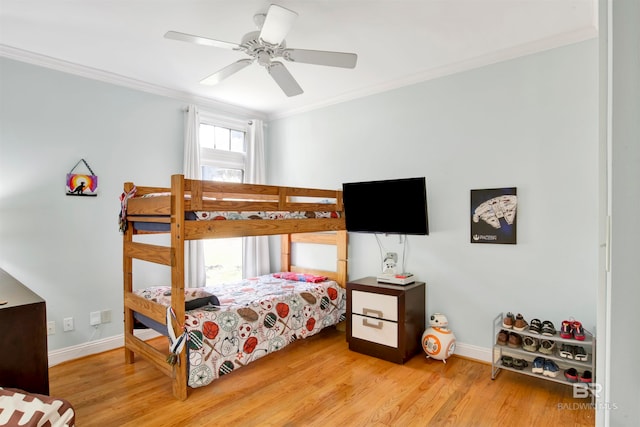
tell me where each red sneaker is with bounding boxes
[560,319,573,339]
[579,370,592,383]
[564,368,579,383]
[573,320,585,341]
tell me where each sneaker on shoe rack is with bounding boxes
[541,320,556,336]
[513,358,529,370]
[543,359,560,378]
[564,368,579,383]
[572,320,585,341]
[496,329,509,346]
[528,318,542,334]
[507,332,522,348]
[579,370,593,383]
[522,336,539,352]
[539,339,556,355]
[532,357,545,374]
[560,319,573,339]
[574,346,588,361]
[559,344,575,359]
[501,355,513,367]
[514,313,528,331]
[502,312,515,329]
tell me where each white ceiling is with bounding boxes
[0,1,598,119]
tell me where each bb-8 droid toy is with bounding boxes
[422,313,456,363]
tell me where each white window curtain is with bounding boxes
[183,105,206,288]
[243,119,270,277]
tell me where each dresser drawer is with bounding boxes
[351,290,398,321]
[351,314,398,347]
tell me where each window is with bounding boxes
[199,113,249,284]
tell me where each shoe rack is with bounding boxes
[491,312,596,398]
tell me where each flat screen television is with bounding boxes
[342,177,429,235]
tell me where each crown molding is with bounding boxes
[0,44,267,122]
[267,26,598,120]
[2,23,597,124]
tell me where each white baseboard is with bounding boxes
[48,329,161,367]
[49,332,491,367]
[454,342,492,363]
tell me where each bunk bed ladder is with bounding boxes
[122,178,188,400]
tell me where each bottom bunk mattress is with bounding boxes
[134,274,346,388]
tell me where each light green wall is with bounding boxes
[0,58,185,349]
[267,39,599,351]
[0,40,600,354]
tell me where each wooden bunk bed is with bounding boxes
[121,174,348,400]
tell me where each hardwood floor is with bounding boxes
[49,328,594,426]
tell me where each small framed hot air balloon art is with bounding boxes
[66,159,98,197]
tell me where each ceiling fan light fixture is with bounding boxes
[258,4,298,45]
[256,51,272,67]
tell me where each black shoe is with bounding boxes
[574,346,588,361]
[564,368,578,383]
[541,320,556,336]
[579,370,593,383]
[501,355,513,367]
[513,358,529,370]
[529,318,542,334]
[559,344,574,359]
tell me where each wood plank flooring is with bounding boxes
[49,328,594,426]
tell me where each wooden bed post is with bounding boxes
[336,230,348,287]
[170,174,188,401]
[123,182,135,364]
[281,234,292,272]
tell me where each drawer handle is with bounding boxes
[363,307,383,318]
[363,318,383,329]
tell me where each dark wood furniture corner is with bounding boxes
[0,268,49,395]
[346,276,425,364]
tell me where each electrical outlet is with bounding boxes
[101,309,112,324]
[47,321,56,335]
[63,317,74,332]
[384,252,398,263]
[90,311,101,326]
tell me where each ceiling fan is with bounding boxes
[165,4,358,97]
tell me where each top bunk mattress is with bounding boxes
[131,209,341,232]
[120,183,343,233]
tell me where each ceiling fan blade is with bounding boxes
[200,59,253,85]
[283,48,358,69]
[268,62,303,97]
[259,4,298,45]
[164,31,239,50]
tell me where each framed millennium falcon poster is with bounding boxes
[470,187,517,244]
